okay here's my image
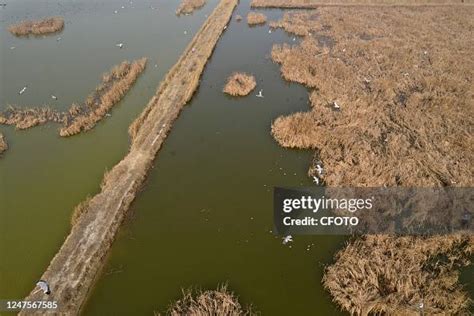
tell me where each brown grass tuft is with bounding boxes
[252,0,474,8]
[270,7,474,187]
[8,17,64,36]
[60,58,147,137]
[0,133,8,155]
[247,12,267,25]
[223,72,257,96]
[323,235,474,315]
[168,285,252,316]
[176,0,206,15]
[70,196,92,227]
[0,106,64,130]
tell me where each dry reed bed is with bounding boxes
[251,0,474,8]
[0,58,147,136]
[60,58,147,136]
[8,17,64,36]
[247,12,267,25]
[176,0,206,15]
[223,73,257,96]
[19,1,238,314]
[0,133,7,155]
[269,7,474,315]
[270,8,473,187]
[0,106,63,130]
[323,235,473,315]
[168,285,252,315]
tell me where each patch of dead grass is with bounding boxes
[223,72,257,96]
[247,12,267,25]
[8,17,64,36]
[168,285,253,316]
[252,0,474,8]
[0,58,147,136]
[60,58,147,136]
[0,133,7,155]
[323,235,473,315]
[176,0,206,15]
[269,7,474,315]
[270,7,474,187]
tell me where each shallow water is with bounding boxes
[1,1,471,315]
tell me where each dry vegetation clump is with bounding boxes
[0,58,146,136]
[8,17,64,36]
[176,0,206,15]
[0,106,64,130]
[323,235,474,315]
[247,12,267,25]
[236,14,243,21]
[270,7,474,186]
[0,133,8,155]
[168,285,252,316]
[251,0,473,8]
[0,58,147,137]
[269,8,474,315]
[223,72,257,96]
[60,58,147,137]
[70,196,92,227]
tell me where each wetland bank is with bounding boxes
[1,0,473,315]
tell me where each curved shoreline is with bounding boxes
[19,0,237,314]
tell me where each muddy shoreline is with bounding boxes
[19,0,238,314]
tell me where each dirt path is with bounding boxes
[19,0,237,314]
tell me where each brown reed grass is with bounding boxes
[270,7,474,187]
[8,17,64,36]
[0,133,8,155]
[0,58,147,136]
[323,235,473,315]
[251,0,473,8]
[176,0,206,15]
[247,12,267,25]
[59,58,147,137]
[0,106,64,130]
[168,285,252,315]
[269,7,474,315]
[223,72,257,96]
[70,196,92,227]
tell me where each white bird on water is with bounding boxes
[116,42,124,48]
[18,86,27,95]
[256,89,264,98]
[282,235,293,245]
[51,95,58,100]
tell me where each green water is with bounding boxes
[1,1,471,315]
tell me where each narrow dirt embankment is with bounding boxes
[19,0,237,314]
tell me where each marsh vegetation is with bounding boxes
[251,0,473,8]
[0,133,7,155]
[323,235,473,315]
[8,17,64,36]
[176,0,207,15]
[223,72,257,96]
[0,59,147,137]
[247,12,267,25]
[168,285,253,315]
